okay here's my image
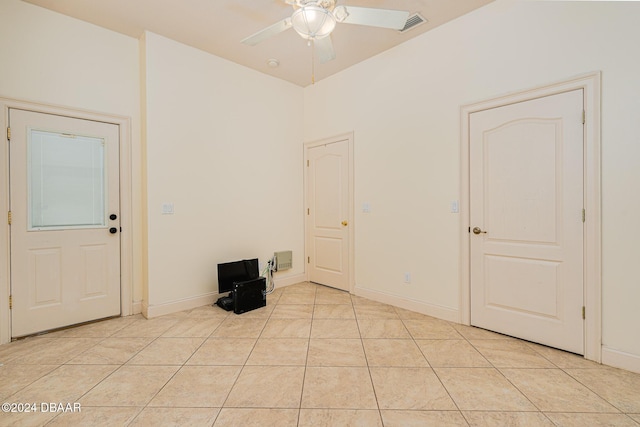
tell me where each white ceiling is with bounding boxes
[23,0,493,87]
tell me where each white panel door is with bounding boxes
[10,109,121,337]
[307,139,350,291]
[470,90,584,354]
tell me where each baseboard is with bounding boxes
[354,286,459,323]
[144,292,217,319]
[131,300,142,316]
[273,273,306,289]
[601,346,640,374]
[140,273,306,319]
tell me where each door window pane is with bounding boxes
[29,129,106,229]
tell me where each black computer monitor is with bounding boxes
[217,258,259,294]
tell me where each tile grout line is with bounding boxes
[139,309,232,426]
[402,308,469,426]
[295,287,317,426]
[4,282,640,425]
[461,325,549,420]
[212,297,273,424]
[353,294,386,426]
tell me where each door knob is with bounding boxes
[109,227,118,234]
[109,214,117,221]
[341,220,348,226]
[472,227,487,235]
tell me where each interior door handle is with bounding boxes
[472,227,487,235]
[341,220,348,226]
[109,227,118,234]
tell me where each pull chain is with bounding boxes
[310,39,316,85]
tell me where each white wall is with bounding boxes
[0,0,305,322]
[304,0,640,368]
[141,32,304,314]
[0,0,139,116]
[3,0,639,373]
[0,0,143,314]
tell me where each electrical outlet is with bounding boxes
[404,272,411,284]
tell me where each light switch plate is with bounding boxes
[162,203,174,215]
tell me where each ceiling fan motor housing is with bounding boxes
[292,0,336,11]
[243,0,410,64]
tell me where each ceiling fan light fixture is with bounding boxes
[291,5,336,40]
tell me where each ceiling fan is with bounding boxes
[241,0,410,64]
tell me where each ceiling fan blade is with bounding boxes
[315,36,336,63]
[241,18,292,46]
[337,6,409,30]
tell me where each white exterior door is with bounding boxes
[470,90,585,354]
[307,138,351,291]
[9,109,121,337]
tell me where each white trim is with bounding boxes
[132,300,143,315]
[143,292,217,318]
[602,347,640,374]
[0,97,134,344]
[459,72,602,362]
[143,273,307,318]
[0,108,8,345]
[303,132,355,293]
[354,286,459,323]
[273,273,307,289]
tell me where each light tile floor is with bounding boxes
[1,282,639,426]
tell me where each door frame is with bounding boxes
[303,132,355,293]
[0,97,133,344]
[459,72,602,362]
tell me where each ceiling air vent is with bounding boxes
[399,13,427,33]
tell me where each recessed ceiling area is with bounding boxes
[22,0,493,87]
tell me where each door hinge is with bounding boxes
[7,211,11,225]
[9,295,12,310]
[582,110,586,125]
[307,208,309,215]
[6,127,10,141]
[307,160,309,167]
[307,256,310,264]
[582,209,585,223]
[582,306,585,319]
